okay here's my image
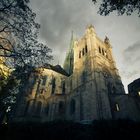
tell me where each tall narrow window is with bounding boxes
[24,101,30,116]
[70,99,76,115]
[102,48,104,55]
[62,82,65,94]
[29,76,37,87]
[40,89,44,94]
[51,77,56,95]
[29,76,37,94]
[99,46,101,53]
[85,45,88,53]
[59,101,65,114]
[115,103,120,111]
[42,76,47,86]
[82,48,85,56]
[81,71,86,83]
[79,51,81,58]
[36,101,42,115]
[45,104,49,116]
[36,79,41,94]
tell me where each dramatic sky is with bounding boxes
[30,0,140,93]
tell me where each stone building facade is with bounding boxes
[12,25,140,122]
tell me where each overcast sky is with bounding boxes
[30,0,140,93]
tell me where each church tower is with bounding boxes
[73,25,124,95]
[70,25,125,121]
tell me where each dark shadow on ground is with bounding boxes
[0,120,140,140]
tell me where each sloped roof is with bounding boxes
[42,64,69,77]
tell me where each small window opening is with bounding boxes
[102,49,104,55]
[99,47,101,53]
[85,45,88,53]
[82,48,85,56]
[115,103,120,111]
[79,51,81,58]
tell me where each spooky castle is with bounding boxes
[12,25,140,122]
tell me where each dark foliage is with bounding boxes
[0,0,52,68]
[0,120,140,140]
[0,0,53,122]
[92,0,140,17]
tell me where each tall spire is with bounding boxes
[63,31,74,75]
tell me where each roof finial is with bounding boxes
[104,36,110,44]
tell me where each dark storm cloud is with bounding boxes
[123,41,140,64]
[30,0,140,92]
[121,41,140,82]
[30,0,98,65]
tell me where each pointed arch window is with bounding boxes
[24,100,30,116]
[42,76,47,86]
[51,77,56,95]
[45,104,49,116]
[99,46,101,53]
[115,103,120,111]
[79,51,81,58]
[62,81,65,94]
[70,99,76,115]
[36,79,41,94]
[102,48,104,55]
[85,45,88,53]
[36,101,42,115]
[58,101,65,114]
[82,48,85,56]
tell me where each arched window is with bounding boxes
[102,48,104,55]
[62,82,65,94]
[70,99,76,115]
[29,76,38,94]
[24,100,30,116]
[81,71,86,83]
[82,48,85,56]
[58,101,65,114]
[40,89,44,94]
[99,46,101,53]
[45,104,49,116]
[36,79,41,94]
[79,51,81,58]
[85,45,88,53]
[104,50,108,58]
[42,76,47,85]
[36,101,42,115]
[51,77,56,94]
[115,103,120,111]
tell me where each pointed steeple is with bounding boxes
[63,31,74,75]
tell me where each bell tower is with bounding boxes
[73,25,97,73]
[71,25,125,120]
[73,25,125,95]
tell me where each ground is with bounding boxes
[0,120,140,140]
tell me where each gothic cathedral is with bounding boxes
[12,25,140,122]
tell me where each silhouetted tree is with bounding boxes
[0,0,52,123]
[92,0,140,17]
[0,0,52,68]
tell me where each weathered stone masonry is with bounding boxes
[12,25,140,122]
